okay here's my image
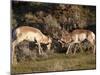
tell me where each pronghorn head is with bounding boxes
[41,35,52,45]
[60,32,72,44]
[46,36,52,50]
[48,36,52,44]
[57,31,72,48]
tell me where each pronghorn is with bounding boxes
[12,26,52,64]
[59,29,95,55]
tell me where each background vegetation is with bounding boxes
[12,1,96,36]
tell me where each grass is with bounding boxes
[11,52,96,74]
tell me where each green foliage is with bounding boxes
[11,1,96,31]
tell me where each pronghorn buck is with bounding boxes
[12,26,52,64]
[60,29,95,55]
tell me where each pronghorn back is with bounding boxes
[71,29,95,42]
[15,26,43,36]
[14,26,45,41]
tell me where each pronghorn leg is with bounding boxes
[93,40,96,54]
[12,38,24,64]
[47,44,50,53]
[38,43,41,55]
[79,43,83,53]
[90,43,95,54]
[73,43,83,55]
[66,43,73,54]
[47,43,51,51]
[89,40,95,54]
[73,43,78,55]
[12,40,18,65]
[93,44,96,54]
[38,43,43,55]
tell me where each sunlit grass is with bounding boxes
[11,52,96,74]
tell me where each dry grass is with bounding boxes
[11,52,96,74]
